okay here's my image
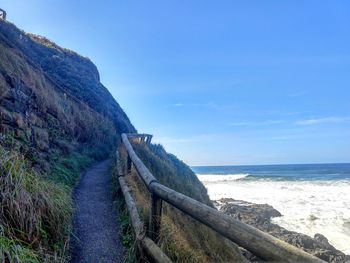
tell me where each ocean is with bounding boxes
[192,163,350,254]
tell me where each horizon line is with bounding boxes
[190,162,350,167]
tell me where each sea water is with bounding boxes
[192,163,350,254]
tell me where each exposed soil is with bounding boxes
[70,160,124,263]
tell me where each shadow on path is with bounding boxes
[70,160,124,263]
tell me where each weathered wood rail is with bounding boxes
[117,133,325,263]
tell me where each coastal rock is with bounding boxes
[217,198,350,263]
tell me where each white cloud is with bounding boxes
[228,120,285,127]
[227,117,350,127]
[296,117,350,126]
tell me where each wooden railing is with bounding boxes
[117,133,325,263]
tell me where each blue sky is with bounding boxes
[1,1,350,165]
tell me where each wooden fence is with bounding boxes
[117,133,325,263]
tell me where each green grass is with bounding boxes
[0,143,111,262]
[0,236,40,263]
[49,145,112,187]
[49,150,93,187]
[0,146,72,262]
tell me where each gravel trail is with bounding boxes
[70,160,124,263]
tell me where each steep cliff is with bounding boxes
[0,19,135,262]
[0,19,135,173]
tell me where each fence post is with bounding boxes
[140,135,145,143]
[146,135,152,145]
[127,154,132,176]
[149,193,162,242]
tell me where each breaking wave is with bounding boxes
[197,173,249,182]
[197,173,350,254]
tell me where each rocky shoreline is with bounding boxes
[214,198,350,263]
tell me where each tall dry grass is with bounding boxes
[0,146,72,263]
[118,143,246,263]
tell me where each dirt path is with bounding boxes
[70,160,124,263]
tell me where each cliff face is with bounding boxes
[0,19,136,262]
[0,19,135,171]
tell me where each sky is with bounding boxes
[1,1,349,165]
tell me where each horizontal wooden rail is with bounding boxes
[127,133,153,144]
[118,171,172,263]
[122,134,157,187]
[127,133,153,138]
[121,133,325,263]
[118,176,144,240]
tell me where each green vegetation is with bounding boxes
[118,141,245,263]
[0,124,117,261]
[115,197,137,263]
[49,148,95,187]
[0,141,109,262]
[0,146,71,262]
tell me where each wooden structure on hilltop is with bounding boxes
[127,133,153,145]
[0,8,6,20]
[117,133,326,263]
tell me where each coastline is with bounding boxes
[215,198,350,263]
[194,163,350,256]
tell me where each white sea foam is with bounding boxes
[198,175,350,254]
[197,173,249,182]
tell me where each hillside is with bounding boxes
[0,19,247,262]
[0,19,135,167]
[0,18,135,262]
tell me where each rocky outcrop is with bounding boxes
[215,198,350,263]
